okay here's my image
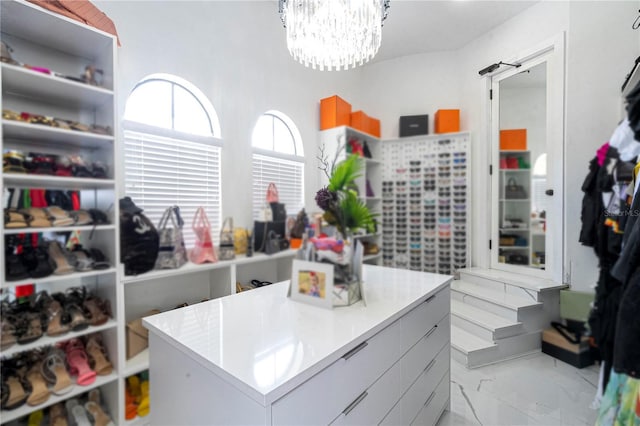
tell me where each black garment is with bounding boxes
[613,269,640,378]
[579,157,601,247]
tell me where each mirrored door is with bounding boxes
[490,49,563,281]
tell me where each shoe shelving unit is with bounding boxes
[318,126,382,265]
[1,0,120,424]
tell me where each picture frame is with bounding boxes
[290,260,334,310]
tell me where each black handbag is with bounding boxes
[270,202,287,222]
[265,230,289,255]
[506,252,528,265]
[505,178,528,199]
[253,221,286,252]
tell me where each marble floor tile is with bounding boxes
[437,352,601,426]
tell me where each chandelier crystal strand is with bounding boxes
[280,0,390,71]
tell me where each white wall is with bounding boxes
[564,1,640,290]
[95,1,363,229]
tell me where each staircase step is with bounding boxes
[451,325,498,368]
[458,267,566,292]
[451,280,542,312]
[451,299,523,340]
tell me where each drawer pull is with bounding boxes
[342,341,368,361]
[423,325,438,340]
[422,358,436,374]
[424,294,436,304]
[343,391,368,415]
[423,391,436,408]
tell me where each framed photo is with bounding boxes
[290,260,334,309]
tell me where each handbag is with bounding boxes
[155,206,188,269]
[506,252,528,265]
[270,202,287,222]
[234,228,248,254]
[505,178,528,199]
[253,220,286,252]
[266,183,279,203]
[219,217,235,260]
[190,207,217,264]
[265,230,289,255]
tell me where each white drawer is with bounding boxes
[401,315,450,392]
[380,345,449,426]
[401,287,450,351]
[330,360,402,426]
[272,319,402,425]
[410,373,450,426]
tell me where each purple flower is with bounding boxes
[315,187,337,211]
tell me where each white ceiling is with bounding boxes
[374,1,538,63]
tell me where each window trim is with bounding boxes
[124,120,223,148]
[252,110,304,156]
[252,147,304,163]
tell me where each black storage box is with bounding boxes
[541,328,594,369]
[253,221,286,252]
[400,115,429,137]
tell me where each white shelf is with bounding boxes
[125,416,151,426]
[3,267,116,289]
[366,158,382,165]
[499,228,529,231]
[499,246,529,249]
[365,197,381,201]
[320,125,380,141]
[124,349,150,377]
[4,224,115,235]
[2,63,113,109]
[4,174,115,189]
[499,169,530,172]
[0,319,117,358]
[2,120,114,149]
[123,250,297,284]
[0,372,118,424]
[499,199,530,202]
[1,0,116,60]
[499,150,530,153]
[352,232,382,239]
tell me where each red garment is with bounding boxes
[27,0,121,46]
[597,142,611,167]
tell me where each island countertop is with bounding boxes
[143,264,452,406]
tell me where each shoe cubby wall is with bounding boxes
[1,0,121,424]
[319,125,383,265]
[381,133,471,275]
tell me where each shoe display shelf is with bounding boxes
[319,126,382,265]
[1,1,120,424]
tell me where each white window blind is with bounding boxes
[252,153,304,219]
[124,130,222,246]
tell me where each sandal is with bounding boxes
[16,311,44,345]
[45,206,75,227]
[1,302,17,350]
[66,399,91,426]
[3,150,26,173]
[83,296,110,327]
[4,209,31,228]
[49,403,69,426]
[58,288,89,331]
[91,162,108,178]
[27,409,44,426]
[41,348,72,395]
[1,364,31,410]
[88,209,110,225]
[89,248,111,270]
[20,208,51,228]
[59,339,96,386]
[85,401,114,426]
[22,246,54,278]
[48,241,76,275]
[38,293,70,337]
[71,245,94,272]
[84,334,113,375]
[5,251,30,281]
[24,354,51,406]
[69,210,93,226]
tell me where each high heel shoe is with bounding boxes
[41,347,72,395]
[59,339,96,386]
[84,333,113,376]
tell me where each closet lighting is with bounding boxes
[278,0,391,71]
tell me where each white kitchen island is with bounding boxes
[143,265,452,425]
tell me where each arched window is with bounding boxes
[251,111,304,218]
[123,74,222,246]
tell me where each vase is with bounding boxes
[331,237,363,307]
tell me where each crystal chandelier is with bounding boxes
[279,0,391,71]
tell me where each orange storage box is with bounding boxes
[320,95,352,130]
[435,109,460,133]
[500,129,527,150]
[351,111,370,133]
[369,117,381,137]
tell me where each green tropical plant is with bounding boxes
[316,149,377,239]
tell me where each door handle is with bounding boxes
[342,341,368,361]
[545,189,554,196]
[343,391,368,415]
